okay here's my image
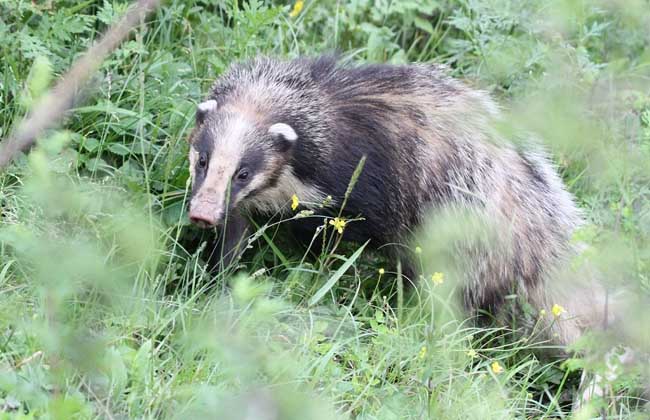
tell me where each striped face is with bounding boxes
[187,100,298,228]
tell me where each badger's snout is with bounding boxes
[188,200,222,228]
[189,211,216,228]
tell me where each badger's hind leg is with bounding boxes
[533,269,650,411]
[573,346,646,412]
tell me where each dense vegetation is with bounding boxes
[1,0,649,418]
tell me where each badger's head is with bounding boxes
[187,99,298,228]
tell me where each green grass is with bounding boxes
[1,0,650,418]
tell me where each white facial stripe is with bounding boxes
[224,115,252,147]
[193,157,237,215]
[189,148,199,182]
[198,99,218,112]
[268,123,297,141]
[243,167,328,214]
[236,172,267,204]
[192,114,252,213]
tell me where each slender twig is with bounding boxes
[14,350,43,369]
[0,0,161,170]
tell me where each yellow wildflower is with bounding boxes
[378,268,385,275]
[291,194,299,211]
[431,272,444,286]
[289,0,304,18]
[418,346,427,359]
[466,349,478,358]
[551,303,565,318]
[490,361,504,374]
[539,309,547,317]
[329,217,346,234]
[415,246,422,254]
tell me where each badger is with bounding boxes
[186,55,611,346]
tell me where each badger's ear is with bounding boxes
[268,123,297,153]
[196,99,218,125]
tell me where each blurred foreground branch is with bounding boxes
[0,0,161,170]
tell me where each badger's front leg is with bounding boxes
[208,211,250,272]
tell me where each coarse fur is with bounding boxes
[186,55,612,346]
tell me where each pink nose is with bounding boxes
[189,209,218,228]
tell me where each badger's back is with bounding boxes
[211,57,512,226]
[209,56,589,341]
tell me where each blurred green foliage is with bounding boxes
[1,0,649,418]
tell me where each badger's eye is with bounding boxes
[236,169,249,181]
[198,154,207,169]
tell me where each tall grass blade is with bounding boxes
[308,240,369,307]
